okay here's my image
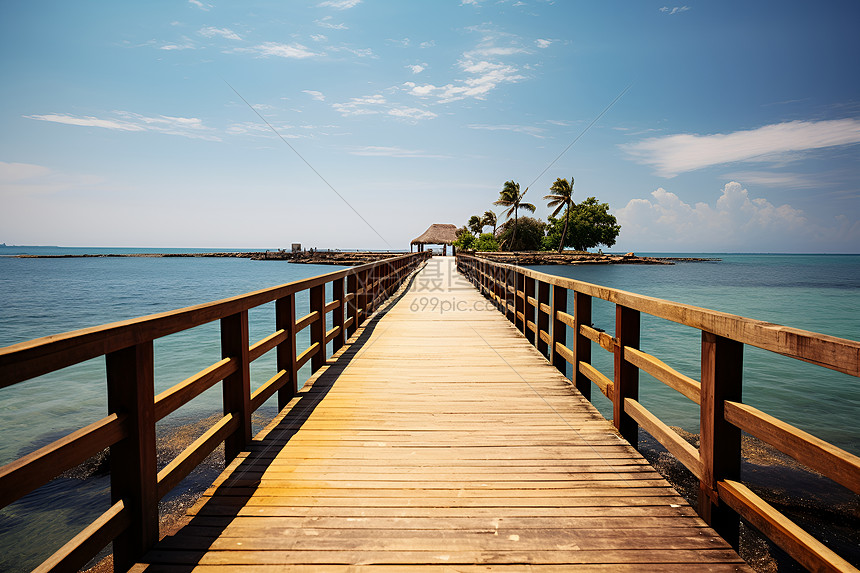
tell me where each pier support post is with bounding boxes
[106,342,158,571]
[613,305,640,447]
[276,294,298,409]
[221,311,251,463]
[700,331,743,549]
[573,292,592,401]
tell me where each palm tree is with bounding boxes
[482,210,497,235]
[544,177,574,253]
[468,215,484,235]
[494,180,536,250]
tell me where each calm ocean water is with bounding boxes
[0,249,858,570]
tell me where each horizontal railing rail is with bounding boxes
[457,253,860,573]
[0,251,430,573]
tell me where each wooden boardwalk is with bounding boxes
[135,256,750,571]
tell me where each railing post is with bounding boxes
[516,272,525,333]
[537,280,550,358]
[551,285,567,374]
[524,276,536,345]
[506,268,516,324]
[310,284,325,372]
[700,331,743,549]
[106,342,158,571]
[573,292,592,401]
[347,273,358,338]
[332,278,345,353]
[613,305,640,447]
[221,310,251,463]
[276,294,298,409]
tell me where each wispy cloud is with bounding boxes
[388,107,437,121]
[303,90,326,101]
[659,6,690,15]
[332,94,387,116]
[318,0,361,9]
[468,123,546,138]
[349,146,446,158]
[535,39,553,49]
[622,119,860,177]
[316,16,348,30]
[188,0,212,11]
[0,161,104,196]
[404,60,524,104]
[331,95,436,121]
[721,171,820,189]
[408,64,426,74]
[25,112,221,141]
[199,27,242,41]
[160,37,196,51]
[241,41,319,59]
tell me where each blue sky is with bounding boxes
[1,1,858,252]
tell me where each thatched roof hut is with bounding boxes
[411,223,458,254]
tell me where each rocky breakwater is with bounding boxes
[251,251,405,265]
[471,251,719,265]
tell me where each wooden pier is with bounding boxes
[1,252,857,572]
[137,257,748,570]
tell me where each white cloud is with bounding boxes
[188,0,212,11]
[25,112,220,141]
[660,6,690,14]
[622,119,860,177]
[615,182,809,250]
[310,34,328,42]
[408,64,426,74]
[535,39,553,49]
[248,42,318,59]
[316,16,348,30]
[303,90,326,101]
[318,0,361,8]
[199,27,242,41]
[349,146,445,158]
[468,123,545,138]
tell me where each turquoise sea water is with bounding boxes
[0,250,858,570]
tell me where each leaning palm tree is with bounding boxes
[494,180,536,250]
[482,210,497,235]
[544,177,574,253]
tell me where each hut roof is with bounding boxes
[411,223,458,245]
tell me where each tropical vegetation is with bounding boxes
[455,177,621,253]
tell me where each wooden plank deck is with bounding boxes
[134,256,751,572]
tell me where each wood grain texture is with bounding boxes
[137,257,750,571]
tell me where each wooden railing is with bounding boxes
[0,251,429,573]
[457,253,860,573]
